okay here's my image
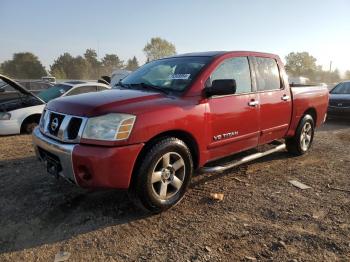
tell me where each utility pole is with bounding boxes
[329,61,332,72]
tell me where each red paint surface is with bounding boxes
[46,51,329,189]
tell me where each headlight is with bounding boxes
[39,110,49,130]
[0,112,11,120]
[82,113,136,141]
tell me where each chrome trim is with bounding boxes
[40,109,88,143]
[200,144,286,173]
[32,127,77,184]
[328,105,350,109]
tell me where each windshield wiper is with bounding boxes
[130,82,169,95]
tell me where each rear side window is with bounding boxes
[67,86,97,96]
[210,57,252,94]
[255,57,281,91]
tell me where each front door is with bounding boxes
[206,56,260,160]
[252,56,292,144]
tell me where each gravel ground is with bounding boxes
[0,119,349,262]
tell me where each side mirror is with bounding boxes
[0,87,5,93]
[205,79,237,97]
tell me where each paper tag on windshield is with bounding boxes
[59,89,65,94]
[169,74,191,80]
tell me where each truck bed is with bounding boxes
[287,85,329,137]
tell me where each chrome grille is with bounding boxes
[40,109,87,143]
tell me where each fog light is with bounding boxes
[78,166,92,180]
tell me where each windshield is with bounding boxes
[120,56,212,92]
[37,84,72,102]
[331,82,350,94]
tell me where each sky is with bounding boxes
[1,0,349,73]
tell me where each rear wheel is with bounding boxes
[130,137,193,213]
[286,114,315,155]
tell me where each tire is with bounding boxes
[286,114,315,156]
[130,137,193,213]
[23,122,38,134]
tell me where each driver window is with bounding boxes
[210,57,252,94]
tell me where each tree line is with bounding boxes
[285,52,349,83]
[1,37,349,82]
[0,37,176,79]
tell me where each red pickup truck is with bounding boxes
[32,51,329,212]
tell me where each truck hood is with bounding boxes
[0,74,45,104]
[47,89,166,116]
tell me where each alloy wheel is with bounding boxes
[300,122,312,151]
[151,152,186,200]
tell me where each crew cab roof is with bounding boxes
[169,51,228,58]
[166,51,280,59]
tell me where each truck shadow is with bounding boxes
[0,156,152,254]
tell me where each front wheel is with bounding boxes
[286,114,315,155]
[23,122,38,134]
[130,137,193,213]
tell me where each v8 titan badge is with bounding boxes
[213,131,239,141]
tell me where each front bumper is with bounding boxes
[32,127,144,189]
[0,120,20,135]
[32,127,76,183]
[327,106,350,117]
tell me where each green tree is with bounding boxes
[143,37,176,61]
[125,56,139,71]
[50,53,88,79]
[84,49,101,79]
[0,52,46,79]
[285,52,317,79]
[101,54,124,75]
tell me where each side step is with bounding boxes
[200,144,286,173]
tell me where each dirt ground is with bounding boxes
[0,119,349,262]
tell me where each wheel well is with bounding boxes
[129,130,200,188]
[303,108,317,124]
[142,130,199,169]
[20,114,41,133]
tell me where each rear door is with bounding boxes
[207,56,260,160]
[253,57,292,145]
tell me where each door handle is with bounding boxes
[248,100,259,107]
[281,95,290,101]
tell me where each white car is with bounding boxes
[110,69,131,88]
[0,75,110,135]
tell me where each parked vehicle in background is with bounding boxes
[32,51,329,212]
[110,69,131,88]
[327,81,350,118]
[288,76,310,85]
[41,76,56,84]
[0,75,110,135]
[16,80,54,92]
[36,81,110,103]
